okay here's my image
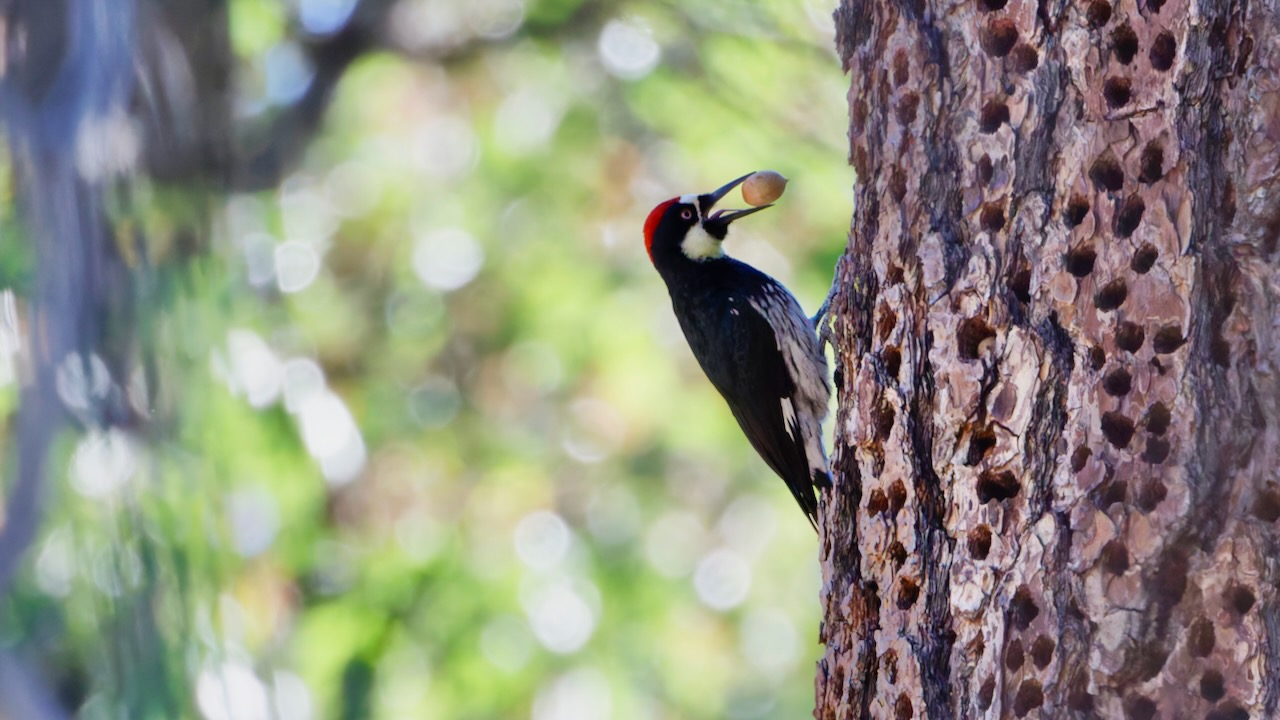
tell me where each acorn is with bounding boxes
[741,170,788,207]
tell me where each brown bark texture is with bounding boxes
[816,0,1280,716]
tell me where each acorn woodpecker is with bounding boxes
[644,173,831,527]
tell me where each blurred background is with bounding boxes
[0,0,851,717]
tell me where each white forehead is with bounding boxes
[679,194,701,219]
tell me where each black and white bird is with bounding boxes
[643,173,831,527]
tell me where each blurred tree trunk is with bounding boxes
[817,0,1280,716]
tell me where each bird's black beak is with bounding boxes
[698,173,772,239]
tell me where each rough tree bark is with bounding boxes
[816,0,1280,716]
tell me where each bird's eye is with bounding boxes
[680,209,694,220]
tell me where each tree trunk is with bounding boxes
[817,0,1280,716]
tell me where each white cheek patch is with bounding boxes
[681,223,724,261]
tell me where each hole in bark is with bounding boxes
[1030,636,1055,669]
[980,100,1011,132]
[889,540,908,568]
[1010,585,1040,629]
[1132,243,1158,273]
[1065,245,1097,277]
[888,479,908,515]
[1104,76,1133,108]
[1142,436,1171,464]
[1139,143,1165,184]
[1227,585,1256,615]
[1095,278,1128,312]
[1115,195,1146,237]
[977,154,994,185]
[1098,477,1127,507]
[893,49,910,86]
[1136,478,1168,511]
[1146,0,1166,12]
[874,397,896,440]
[1146,402,1172,435]
[980,202,1006,231]
[1149,32,1176,70]
[1088,345,1106,371]
[1252,489,1280,522]
[1009,44,1039,73]
[969,525,993,559]
[983,19,1019,57]
[895,92,920,125]
[1188,617,1216,657]
[882,649,899,683]
[883,346,902,380]
[1113,24,1139,64]
[877,303,897,341]
[1011,267,1032,303]
[886,264,905,285]
[1102,539,1130,574]
[1124,694,1157,720]
[967,426,998,466]
[867,488,889,515]
[1065,195,1091,226]
[1152,325,1186,354]
[894,693,913,720]
[1201,670,1226,701]
[1103,367,1132,396]
[1136,643,1170,680]
[1071,446,1092,472]
[958,317,997,360]
[1101,411,1136,448]
[1151,548,1189,607]
[889,166,907,203]
[896,577,920,609]
[978,469,1020,503]
[1090,153,1125,191]
[1116,321,1145,352]
[1013,680,1044,717]
[978,677,996,710]
[979,0,1009,9]
[1208,702,1249,720]
[1086,0,1112,27]
[1005,638,1025,670]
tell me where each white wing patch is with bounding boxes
[781,397,797,440]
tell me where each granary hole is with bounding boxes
[1116,321,1145,352]
[1065,195,1091,226]
[980,202,1006,231]
[1071,446,1092,473]
[1115,195,1145,237]
[977,154,994,185]
[1030,636,1055,669]
[1013,680,1044,717]
[1135,643,1170,681]
[968,524,993,559]
[1132,243,1158,273]
[1145,402,1172,435]
[1005,638,1025,670]
[1088,344,1106,371]
[1252,488,1280,522]
[1200,670,1226,701]
[1065,244,1097,277]
[888,478,908,515]
[978,677,996,710]
[1150,32,1176,70]
[980,0,1009,10]
[874,397,896,440]
[966,426,998,466]
[983,19,1020,57]
[893,49,910,87]
[889,540,908,567]
[1151,549,1188,607]
[1113,24,1139,64]
[1152,325,1186,354]
[867,488,889,515]
[1142,437,1171,464]
[897,577,921,609]
[1100,410,1136,448]
[1009,44,1039,73]
[877,303,897,341]
[1086,0,1112,27]
[1146,0,1166,12]
[1090,153,1125,191]
[958,317,997,361]
[1098,477,1128,507]
[883,649,899,683]
[1104,77,1133,108]
[1095,278,1128,312]
[1101,539,1130,574]
[1209,701,1250,720]
[883,345,902,380]
[978,469,1020,503]
[1010,585,1040,629]
[896,91,920,125]
[895,693,913,720]
[886,264,905,285]
[1139,143,1165,184]
[1011,267,1032,303]
[1136,478,1168,511]
[980,100,1011,132]
[1103,367,1133,396]
[1187,616,1216,657]
[1226,585,1256,615]
[1123,694,1157,720]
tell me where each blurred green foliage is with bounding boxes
[1,0,851,717]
